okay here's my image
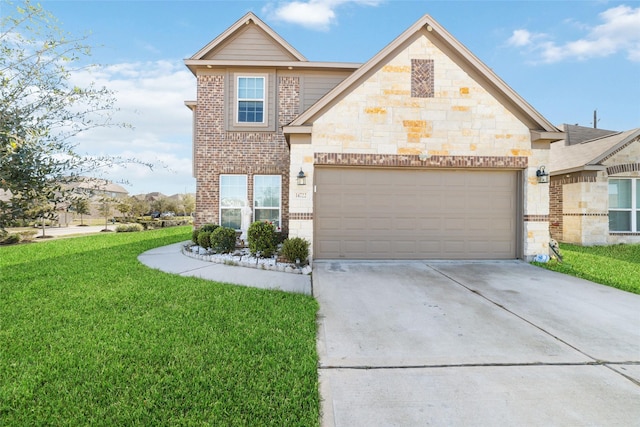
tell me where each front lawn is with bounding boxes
[0,227,319,425]
[535,243,640,294]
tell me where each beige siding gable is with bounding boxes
[203,25,299,61]
[301,72,352,111]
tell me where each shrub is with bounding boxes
[280,237,310,265]
[192,228,200,244]
[200,223,219,233]
[274,231,287,245]
[211,227,237,254]
[0,233,20,245]
[17,230,37,242]
[115,223,144,233]
[248,221,277,258]
[197,231,212,250]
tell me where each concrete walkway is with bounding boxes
[26,224,116,238]
[138,242,311,295]
[314,260,640,426]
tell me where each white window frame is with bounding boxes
[608,178,638,233]
[219,174,247,230]
[253,175,281,230]
[236,75,266,125]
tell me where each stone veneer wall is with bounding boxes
[289,31,551,259]
[194,73,299,231]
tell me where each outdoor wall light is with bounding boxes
[536,166,549,183]
[297,168,307,186]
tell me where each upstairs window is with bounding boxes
[609,178,638,232]
[237,76,265,123]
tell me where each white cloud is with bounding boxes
[264,0,382,31]
[68,60,196,195]
[507,29,537,47]
[509,5,640,63]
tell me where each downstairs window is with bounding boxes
[608,178,639,232]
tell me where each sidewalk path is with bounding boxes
[138,242,312,295]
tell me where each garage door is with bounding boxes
[314,168,519,259]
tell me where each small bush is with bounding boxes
[197,231,212,250]
[17,230,37,242]
[137,219,190,230]
[211,227,237,254]
[0,233,20,245]
[200,223,219,233]
[192,228,200,244]
[274,232,287,245]
[248,221,277,258]
[115,223,144,233]
[281,237,310,265]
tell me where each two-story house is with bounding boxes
[185,13,563,261]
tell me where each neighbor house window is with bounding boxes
[254,175,281,229]
[220,175,247,230]
[608,178,638,232]
[237,76,265,123]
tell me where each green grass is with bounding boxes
[535,243,640,294]
[0,227,319,426]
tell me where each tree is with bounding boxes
[70,197,91,226]
[116,199,132,221]
[150,196,178,216]
[128,196,150,218]
[182,194,195,217]
[0,1,149,230]
[99,196,114,231]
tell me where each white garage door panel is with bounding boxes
[314,168,519,259]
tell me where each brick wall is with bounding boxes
[549,177,563,241]
[193,73,299,232]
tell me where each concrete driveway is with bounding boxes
[313,260,640,426]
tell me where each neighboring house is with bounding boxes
[69,177,129,200]
[67,177,129,218]
[549,125,640,245]
[185,13,563,261]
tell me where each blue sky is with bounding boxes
[4,0,640,195]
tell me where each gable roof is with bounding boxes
[285,14,562,140]
[189,12,306,62]
[561,124,618,146]
[184,12,361,76]
[549,128,640,175]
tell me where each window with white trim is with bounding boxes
[220,175,247,230]
[254,175,281,229]
[608,178,639,232]
[237,76,265,123]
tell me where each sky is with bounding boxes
[2,0,639,196]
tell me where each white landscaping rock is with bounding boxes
[182,243,312,276]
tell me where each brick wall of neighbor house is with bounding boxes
[289,33,550,259]
[549,177,563,241]
[194,72,298,231]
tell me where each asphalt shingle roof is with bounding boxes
[549,128,640,175]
